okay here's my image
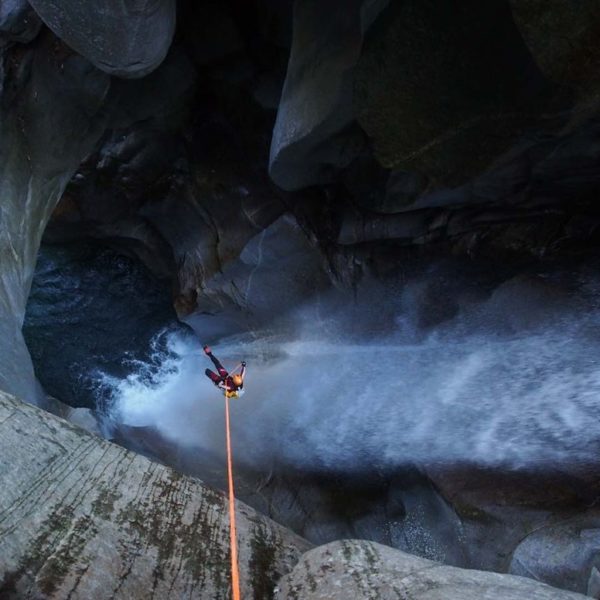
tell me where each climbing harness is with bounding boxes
[220,363,243,400]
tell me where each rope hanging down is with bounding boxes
[225,393,241,600]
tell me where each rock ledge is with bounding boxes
[0,391,310,599]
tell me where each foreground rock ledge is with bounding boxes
[0,391,310,599]
[275,540,588,600]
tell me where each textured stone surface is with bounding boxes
[333,116,600,262]
[28,0,176,78]
[354,0,553,186]
[510,517,600,597]
[45,36,291,324]
[0,390,310,598]
[275,540,588,600]
[0,32,110,403]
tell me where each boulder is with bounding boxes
[424,461,600,582]
[268,0,389,191]
[510,517,600,597]
[28,0,176,78]
[186,214,330,338]
[275,540,588,599]
[0,390,310,598]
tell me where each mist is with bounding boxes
[100,271,600,475]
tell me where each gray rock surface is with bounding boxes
[186,215,330,338]
[275,540,588,600]
[44,45,197,281]
[268,0,389,191]
[0,390,310,598]
[510,517,600,597]
[28,0,176,78]
[269,0,557,192]
[0,0,41,44]
[45,39,292,325]
[0,32,110,404]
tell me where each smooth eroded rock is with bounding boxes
[510,518,600,597]
[0,32,110,403]
[268,0,389,191]
[0,390,310,599]
[28,0,176,77]
[275,540,588,599]
[186,214,330,338]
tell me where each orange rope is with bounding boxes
[225,394,241,600]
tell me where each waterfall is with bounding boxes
[104,272,600,472]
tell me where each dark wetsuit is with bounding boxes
[205,351,245,394]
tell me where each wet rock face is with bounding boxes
[510,518,600,597]
[0,390,310,599]
[423,462,600,596]
[111,426,470,571]
[276,540,588,600]
[27,0,176,78]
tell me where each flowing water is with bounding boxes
[100,274,600,474]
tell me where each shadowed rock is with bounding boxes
[511,517,600,596]
[510,0,600,89]
[354,0,555,186]
[268,0,389,191]
[186,215,330,338]
[0,0,41,45]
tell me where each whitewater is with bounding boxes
[99,276,600,474]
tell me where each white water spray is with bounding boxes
[102,276,600,473]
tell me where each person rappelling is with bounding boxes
[203,345,246,398]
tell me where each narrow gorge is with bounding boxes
[3,1,600,598]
